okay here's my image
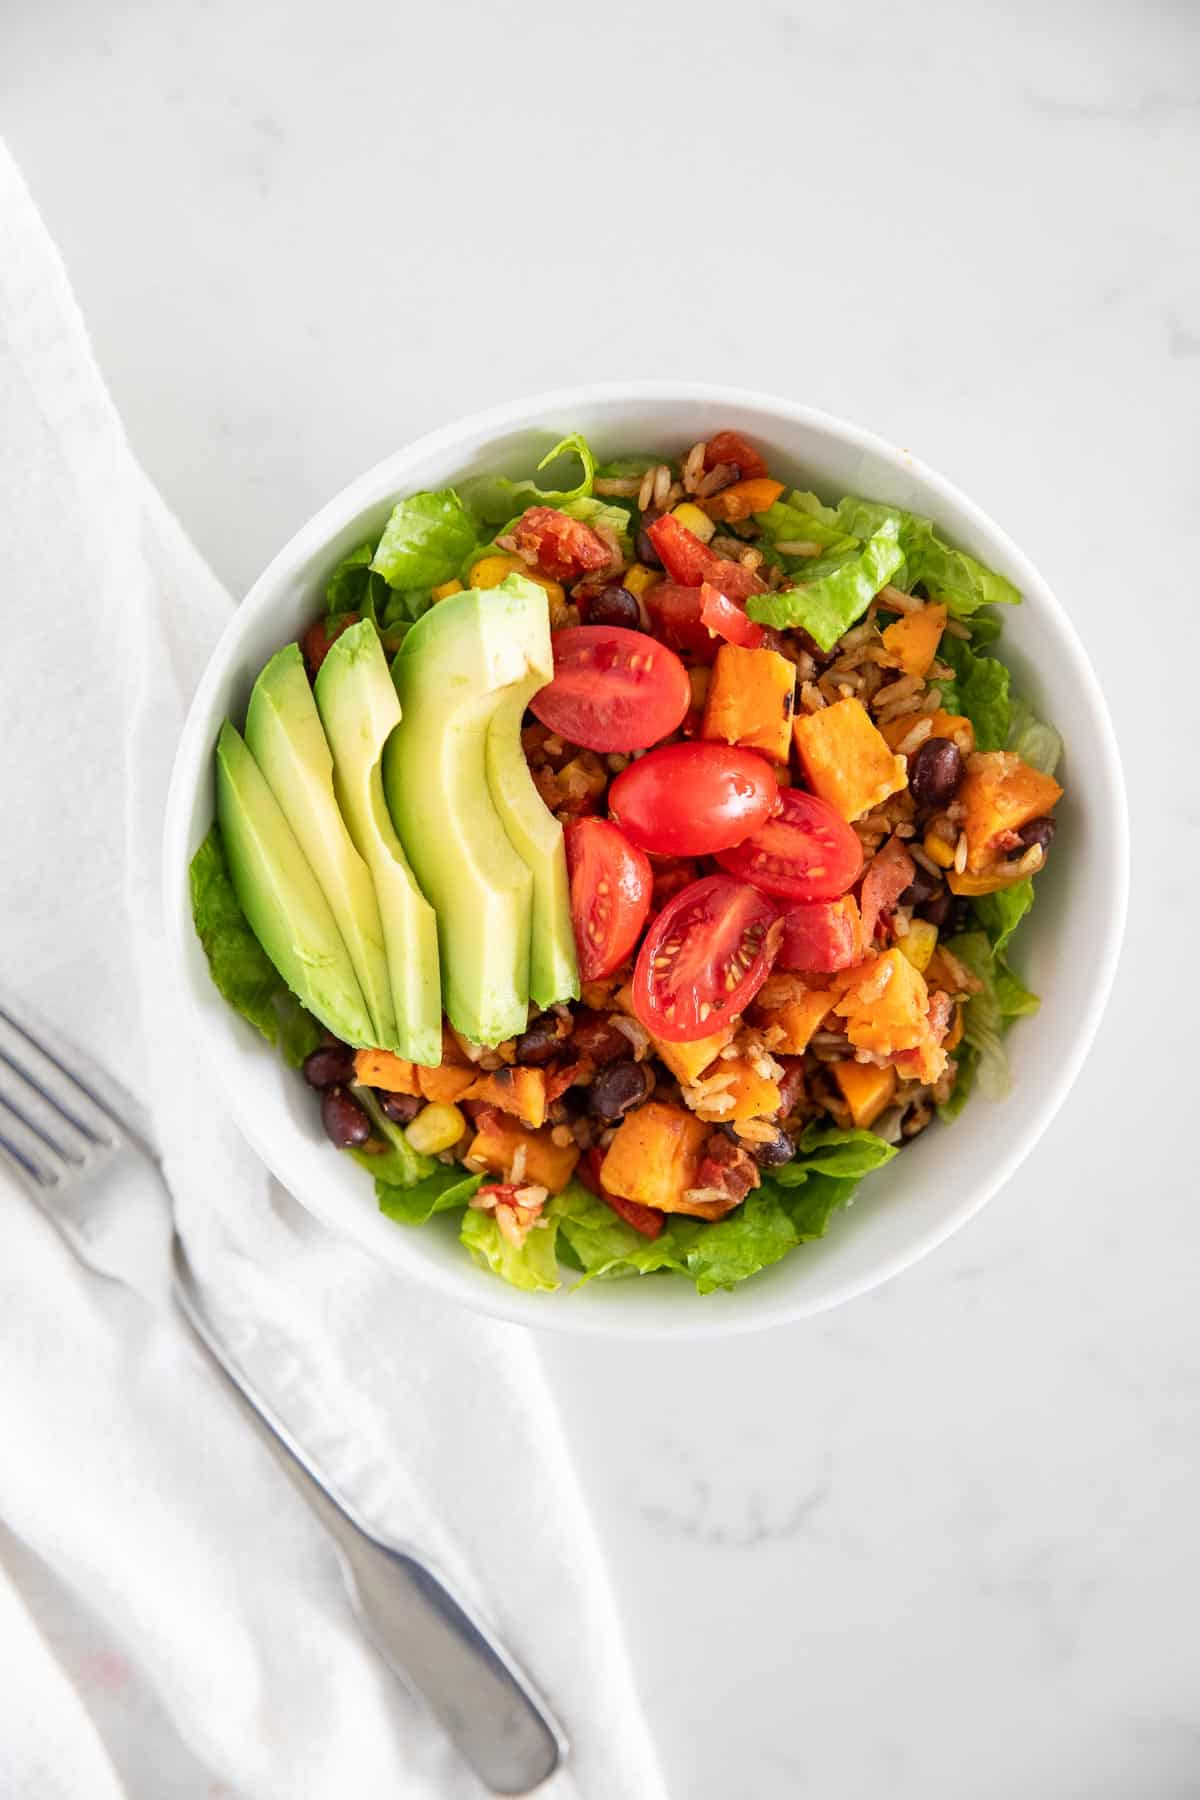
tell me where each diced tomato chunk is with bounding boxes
[645,515,767,600]
[699,582,764,649]
[778,895,863,972]
[859,837,916,944]
[703,430,769,481]
[512,506,610,582]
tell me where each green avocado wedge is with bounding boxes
[484,586,579,1009]
[214,722,374,1046]
[314,619,442,1066]
[245,643,397,1050]
[384,581,549,1046]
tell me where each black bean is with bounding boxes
[917,888,955,930]
[908,738,964,811]
[636,513,663,569]
[569,1010,629,1065]
[899,862,942,908]
[583,584,641,630]
[749,1128,795,1168]
[302,1043,356,1088]
[1015,815,1057,855]
[588,1059,652,1121]
[321,1085,372,1149]
[377,1090,422,1125]
[514,1023,563,1066]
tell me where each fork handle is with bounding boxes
[171,1266,565,1795]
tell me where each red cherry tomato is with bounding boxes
[529,626,690,752]
[715,787,863,901]
[512,506,610,582]
[608,743,778,857]
[564,817,652,981]
[645,515,767,600]
[645,582,720,661]
[858,837,916,944]
[632,874,780,1042]
[576,1147,664,1238]
[699,582,764,649]
[704,430,769,481]
[302,612,358,676]
[778,896,863,972]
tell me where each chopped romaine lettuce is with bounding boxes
[594,454,659,480]
[935,631,1011,749]
[460,1203,562,1291]
[754,492,858,555]
[370,489,480,591]
[746,517,904,649]
[832,499,1020,616]
[189,825,290,1047]
[378,1167,482,1223]
[553,1184,684,1283]
[948,931,1039,1101]
[457,433,596,528]
[350,1089,435,1187]
[1007,697,1063,775]
[972,878,1034,954]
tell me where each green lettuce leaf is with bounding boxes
[349,1089,435,1187]
[948,931,1039,1100]
[746,517,904,649]
[779,1170,860,1240]
[939,1045,978,1121]
[370,489,480,590]
[673,1187,799,1295]
[972,878,1034,954]
[324,542,375,611]
[190,825,287,1046]
[378,1167,482,1224]
[380,587,435,630]
[595,454,659,479]
[1007,697,1064,775]
[901,515,1020,615]
[935,631,1011,749]
[559,494,634,559]
[460,1204,562,1292]
[790,1122,898,1180]
[277,996,322,1069]
[553,1183,684,1283]
[457,433,596,528]
[754,493,857,556]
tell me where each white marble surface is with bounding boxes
[4,0,1198,1794]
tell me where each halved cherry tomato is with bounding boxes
[699,582,764,649]
[715,787,863,901]
[632,874,780,1042]
[530,626,690,752]
[302,612,357,676]
[577,1147,665,1238]
[608,742,778,857]
[778,895,863,972]
[645,515,767,600]
[645,582,720,661]
[512,506,610,582]
[704,430,769,481]
[564,817,652,981]
[858,836,916,944]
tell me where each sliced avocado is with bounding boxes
[314,619,442,1066]
[484,582,579,1008]
[214,722,374,1046]
[384,582,546,1045]
[245,643,397,1050]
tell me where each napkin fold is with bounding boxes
[0,140,665,1800]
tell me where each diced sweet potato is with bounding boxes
[947,866,1030,897]
[756,988,833,1054]
[881,603,947,678]
[417,1063,478,1105]
[832,1061,897,1129]
[880,708,975,754]
[466,1066,549,1129]
[792,698,908,821]
[354,1049,420,1095]
[944,1003,965,1052]
[600,1102,710,1214]
[960,751,1063,872]
[468,1114,579,1194]
[711,1060,783,1121]
[700,477,786,523]
[616,983,735,1082]
[702,643,796,763]
[832,949,930,1056]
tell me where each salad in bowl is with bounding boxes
[189,423,1066,1298]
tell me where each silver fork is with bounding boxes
[0,985,567,1797]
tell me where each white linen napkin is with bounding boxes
[0,140,666,1800]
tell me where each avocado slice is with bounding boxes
[214,722,374,1046]
[384,582,548,1046]
[245,643,397,1050]
[314,619,442,1066]
[484,592,579,1008]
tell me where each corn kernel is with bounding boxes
[623,563,663,600]
[469,553,524,589]
[431,579,463,602]
[671,501,716,544]
[923,830,956,870]
[404,1101,466,1156]
[897,918,938,973]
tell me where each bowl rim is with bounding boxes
[163,380,1129,1339]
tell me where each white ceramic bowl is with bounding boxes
[163,383,1127,1338]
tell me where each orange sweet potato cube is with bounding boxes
[832,949,930,1055]
[616,984,734,1082]
[353,1049,420,1095]
[960,752,1063,872]
[702,644,796,763]
[600,1102,710,1213]
[468,1115,579,1194]
[880,708,975,755]
[767,989,833,1054]
[832,1061,897,1129]
[466,1066,549,1129]
[716,1060,782,1121]
[792,698,908,821]
[881,604,947,678]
